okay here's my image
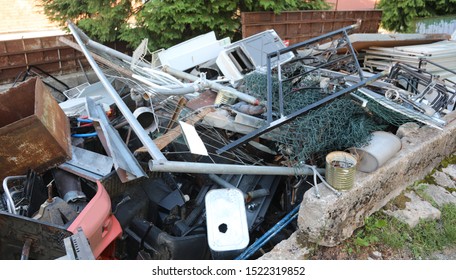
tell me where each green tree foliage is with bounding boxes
[41,0,133,42]
[379,0,456,32]
[40,0,329,49]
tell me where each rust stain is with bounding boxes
[0,78,71,179]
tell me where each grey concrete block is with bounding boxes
[422,184,456,207]
[259,232,309,260]
[383,191,441,228]
[442,164,456,180]
[432,171,456,188]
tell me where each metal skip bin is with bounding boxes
[0,77,72,179]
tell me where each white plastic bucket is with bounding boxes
[350,131,402,173]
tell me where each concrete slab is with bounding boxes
[259,232,309,260]
[442,164,456,180]
[422,184,456,207]
[384,191,441,228]
[432,171,456,189]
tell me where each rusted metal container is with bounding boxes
[241,10,383,46]
[0,77,71,179]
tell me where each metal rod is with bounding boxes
[20,239,32,260]
[73,25,150,69]
[208,174,235,188]
[235,205,300,260]
[60,37,134,78]
[162,66,259,105]
[267,24,358,58]
[344,29,364,80]
[266,55,273,123]
[277,51,284,117]
[67,21,167,162]
[149,160,323,176]
[132,74,199,95]
[2,175,27,214]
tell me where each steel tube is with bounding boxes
[2,175,27,214]
[235,205,300,260]
[74,26,150,68]
[162,66,259,105]
[67,22,167,162]
[132,74,199,95]
[149,160,323,176]
[208,174,236,188]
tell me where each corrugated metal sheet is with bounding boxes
[0,35,88,85]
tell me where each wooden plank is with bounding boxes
[135,107,212,153]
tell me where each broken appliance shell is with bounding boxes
[205,188,249,259]
[216,29,294,83]
[67,181,122,258]
[158,31,231,71]
[0,77,72,180]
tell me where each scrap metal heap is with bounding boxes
[1,21,455,260]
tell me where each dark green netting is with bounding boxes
[242,71,387,165]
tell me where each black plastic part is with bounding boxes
[125,218,210,260]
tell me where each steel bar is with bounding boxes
[67,21,167,162]
[235,205,300,260]
[20,239,32,260]
[282,54,352,83]
[59,37,134,78]
[266,24,358,58]
[343,29,364,80]
[208,174,236,188]
[2,175,27,214]
[217,71,385,154]
[132,74,199,95]
[162,65,259,105]
[86,97,147,182]
[277,51,285,117]
[266,56,273,123]
[149,160,323,176]
[73,25,150,69]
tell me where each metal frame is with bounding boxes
[217,24,384,154]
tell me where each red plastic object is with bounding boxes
[67,181,122,258]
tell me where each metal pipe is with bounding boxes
[20,239,32,260]
[2,175,27,214]
[67,21,167,162]
[162,66,260,105]
[149,160,323,176]
[73,24,150,69]
[208,174,235,188]
[60,37,135,78]
[235,205,300,260]
[132,74,200,95]
[209,174,270,201]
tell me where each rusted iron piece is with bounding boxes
[0,77,71,179]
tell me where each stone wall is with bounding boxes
[262,111,456,258]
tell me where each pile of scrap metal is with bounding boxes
[1,20,455,260]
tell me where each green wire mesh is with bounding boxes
[242,71,387,166]
[354,91,416,127]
